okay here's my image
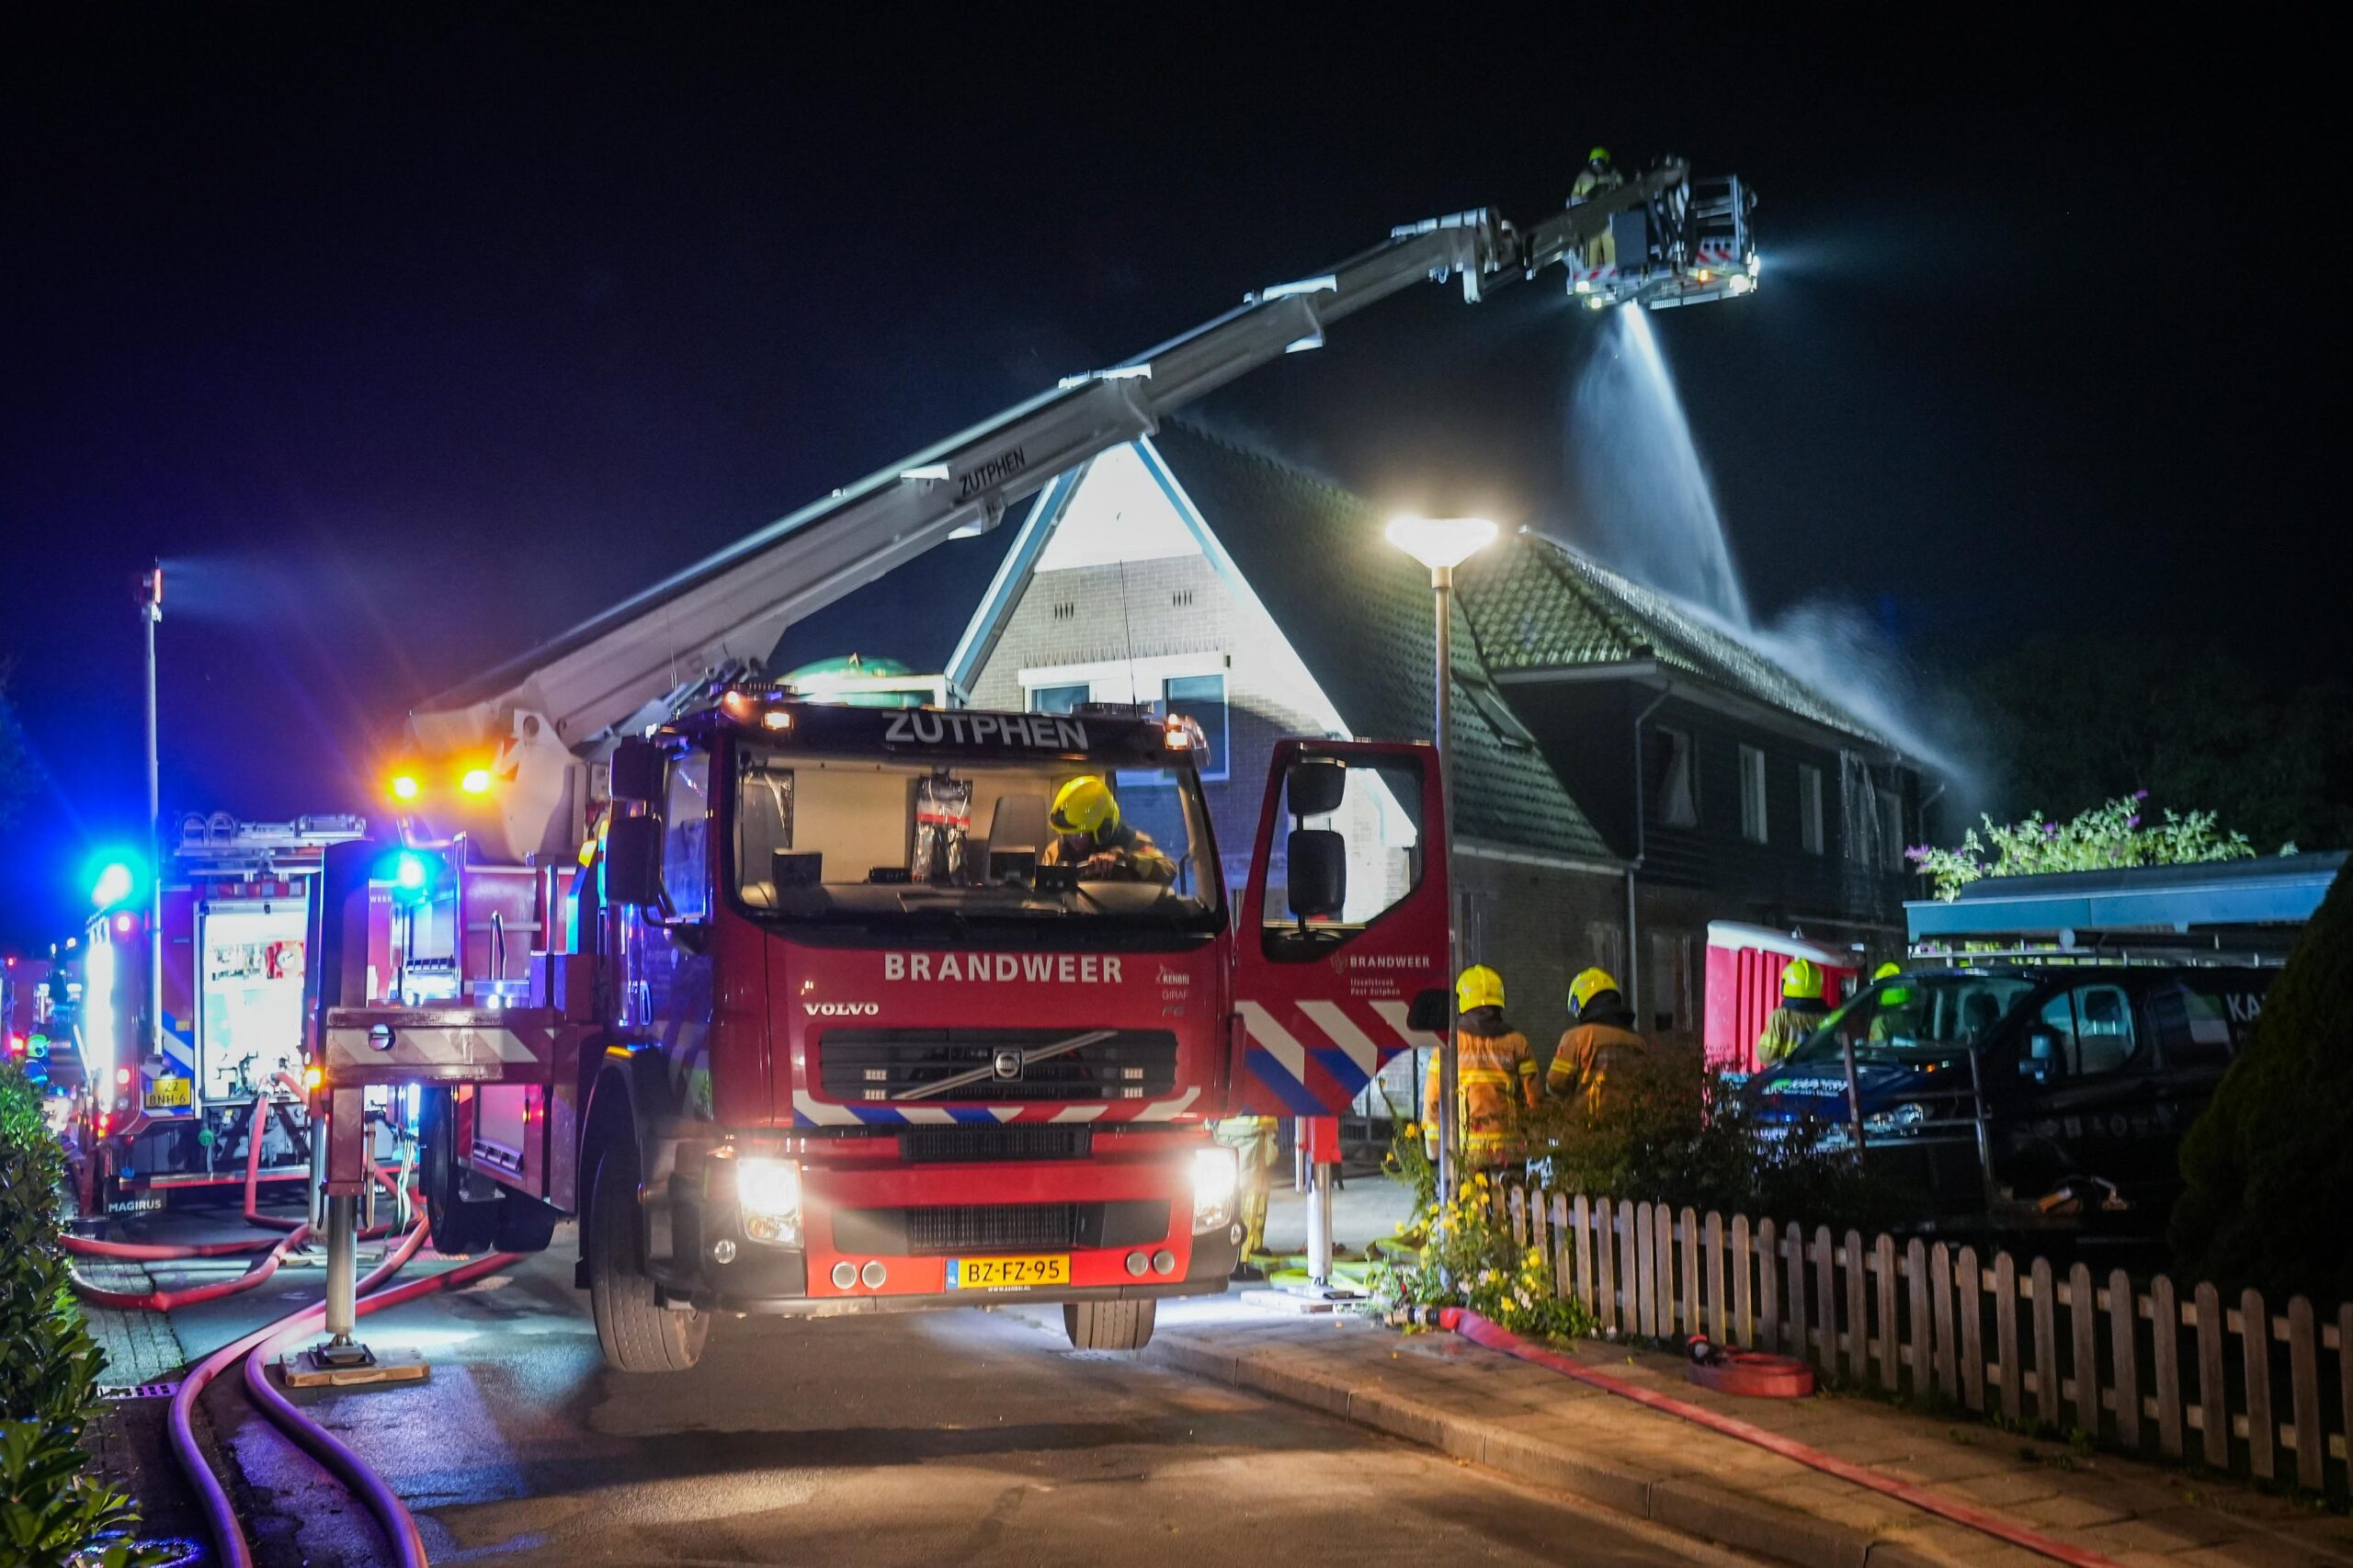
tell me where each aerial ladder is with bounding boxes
[402,159,1758,866]
[313,157,1757,1371]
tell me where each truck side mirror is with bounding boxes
[1406,987,1449,1035]
[1286,828,1347,919]
[1285,758,1347,818]
[604,814,663,908]
[609,738,663,806]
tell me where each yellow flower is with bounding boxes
[1403,1122,1421,1140]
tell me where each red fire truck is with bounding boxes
[76,812,366,1214]
[317,162,1757,1368]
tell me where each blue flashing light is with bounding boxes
[384,847,440,905]
[89,858,140,910]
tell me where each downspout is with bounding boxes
[1626,686,1671,1019]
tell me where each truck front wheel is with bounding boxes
[1063,1298,1156,1352]
[419,1088,502,1256]
[586,1131,708,1373]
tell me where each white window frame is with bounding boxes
[1019,653,1233,782]
[1738,744,1768,845]
[1799,764,1825,856]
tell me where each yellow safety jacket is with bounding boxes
[1424,1008,1538,1166]
[1546,1015,1652,1110]
[1756,1000,1829,1067]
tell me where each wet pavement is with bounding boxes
[97,1201,1749,1566]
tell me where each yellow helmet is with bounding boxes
[1588,145,1610,164]
[1456,964,1505,1013]
[1049,776,1120,837]
[1780,958,1824,1001]
[1568,967,1620,1017]
[1872,961,1903,982]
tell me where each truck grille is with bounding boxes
[898,1126,1094,1163]
[818,1028,1179,1104]
[832,1199,1168,1256]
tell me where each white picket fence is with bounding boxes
[1487,1183,2352,1494]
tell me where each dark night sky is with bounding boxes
[0,15,2336,949]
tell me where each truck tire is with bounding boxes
[587,1131,708,1373]
[1063,1298,1156,1352]
[493,1193,561,1254]
[420,1088,501,1256]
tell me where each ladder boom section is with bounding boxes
[416,164,1698,755]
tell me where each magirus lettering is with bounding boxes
[883,951,1124,984]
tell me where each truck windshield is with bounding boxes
[1785,973,2039,1065]
[730,744,1223,928]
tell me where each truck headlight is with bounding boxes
[1192,1146,1237,1233]
[735,1156,802,1246]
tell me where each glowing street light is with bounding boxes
[1385,516,1497,1209]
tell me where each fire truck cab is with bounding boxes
[330,690,1449,1366]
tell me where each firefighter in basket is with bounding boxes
[1041,776,1176,884]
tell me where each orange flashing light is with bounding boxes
[390,773,421,803]
[301,1063,324,1092]
[460,767,493,795]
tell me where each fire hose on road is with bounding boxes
[66,1081,504,1565]
[1432,1307,2131,1568]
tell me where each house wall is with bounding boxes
[1504,678,1921,937]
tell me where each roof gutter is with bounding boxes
[1495,660,1907,767]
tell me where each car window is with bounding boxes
[2032,983,2141,1079]
[2151,973,2270,1071]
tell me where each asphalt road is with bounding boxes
[162,1225,1749,1567]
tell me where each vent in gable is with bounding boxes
[1051,602,1076,622]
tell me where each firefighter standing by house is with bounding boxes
[1211,1113,1280,1267]
[1424,965,1539,1170]
[1546,967,1652,1111]
[1756,958,1832,1067]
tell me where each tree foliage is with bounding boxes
[2173,866,2353,1306]
[1974,634,2353,855]
[1906,792,2255,903]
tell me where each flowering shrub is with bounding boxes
[1371,1171,1597,1343]
[1907,792,2256,903]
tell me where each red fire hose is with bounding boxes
[1435,1308,2128,1568]
[166,1214,525,1568]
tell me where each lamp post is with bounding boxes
[135,563,164,1074]
[1384,516,1495,1209]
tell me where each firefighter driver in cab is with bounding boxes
[1041,776,1176,884]
[1425,965,1539,1171]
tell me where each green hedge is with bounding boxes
[0,1062,164,1567]
[2175,864,2353,1305]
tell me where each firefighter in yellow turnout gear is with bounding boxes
[1547,967,1652,1111]
[1040,776,1176,883]
[1424,966,1539,1170]
[1569,145,1627,271]
[1756,957,1832,1068]
[1211,1114,1280,1262]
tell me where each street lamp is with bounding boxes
[1385,516,1495,1209]
[134,562,164,1077]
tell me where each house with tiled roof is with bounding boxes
[1459,529,1932,956]
[943,422,1935,1050]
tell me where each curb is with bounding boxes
[1147,1334,1927,1568]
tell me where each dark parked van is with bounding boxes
[1745,964,2274,1230]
